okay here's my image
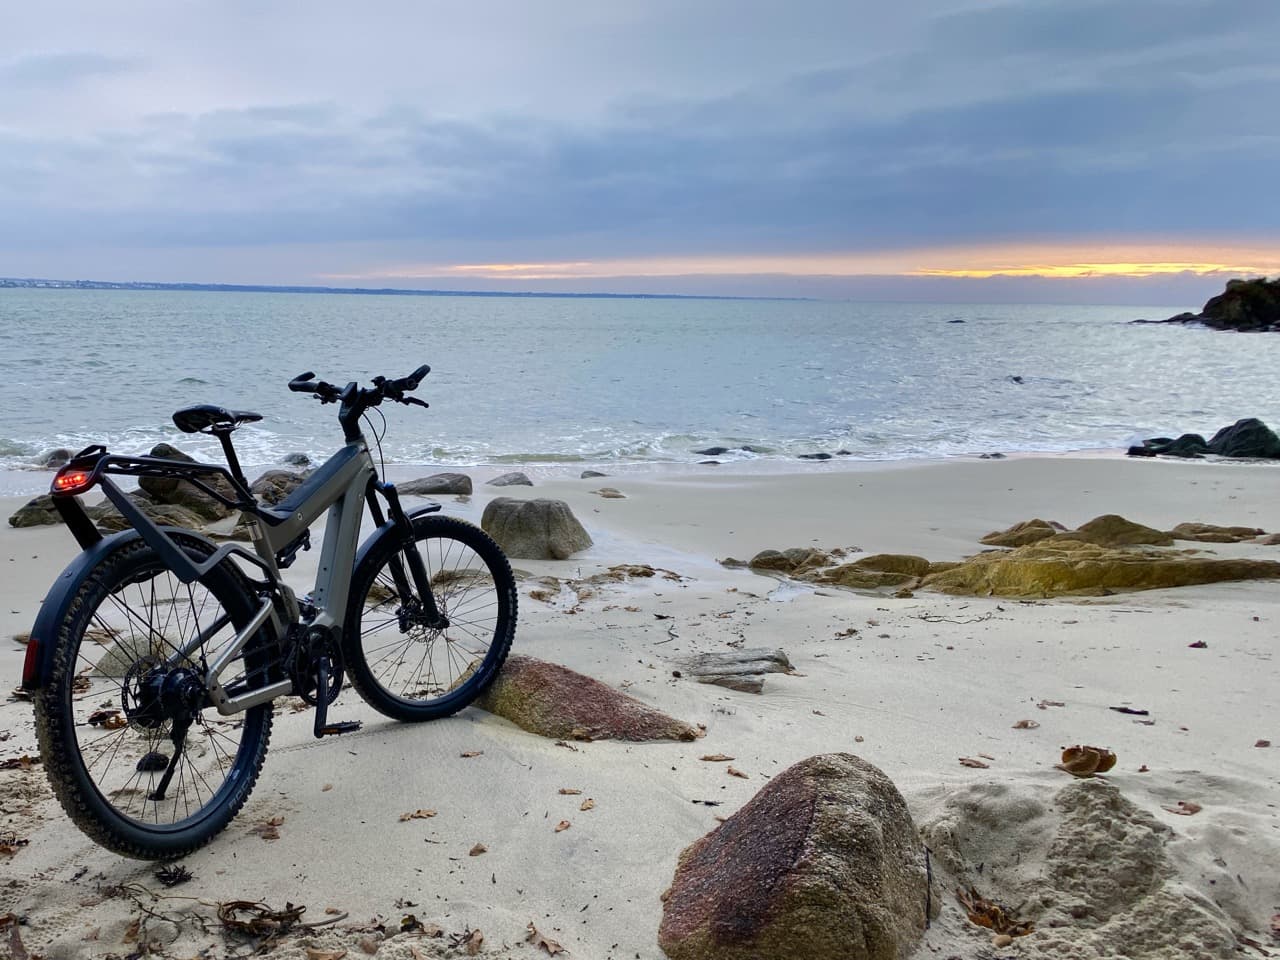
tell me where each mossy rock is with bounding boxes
[748,548,831,574]
[921,539,1280,598]
[850,553,931,577]
[1056,514,1173,547]
[980,518,1062,547]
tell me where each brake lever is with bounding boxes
[402,396,430,409]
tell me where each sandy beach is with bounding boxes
[2,454,1278,958]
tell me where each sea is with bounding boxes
[0,287,1273,496]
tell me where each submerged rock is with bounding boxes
[659,753,929,960]
[475,655,701,741]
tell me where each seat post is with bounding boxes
[212,427,249,491]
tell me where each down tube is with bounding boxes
[310,479,373,632]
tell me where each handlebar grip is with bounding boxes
[289,372,317,392]
[405,364,431,388]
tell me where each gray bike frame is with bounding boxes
[196,440,376,716]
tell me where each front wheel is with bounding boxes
[343,515,516,721]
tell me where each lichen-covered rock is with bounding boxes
[1057,514,1173,547]
[921,539,1280,597]
[851,553,932,577]
[659,753,929,960]
[8,494,60,527]
[399,472,473,496]
[138,443,238,521]
[88,494,205,531]
[249,469,307,506]
[481,497,591,560]
[804,564,915,589]
[475,655,700,741]
[487,471,533,487]
[1169,521,1266,543]
[981,518,1063,547]
[748,547,831,574]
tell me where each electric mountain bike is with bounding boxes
[22,365,517,859]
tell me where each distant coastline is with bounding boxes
[0,276,803,302]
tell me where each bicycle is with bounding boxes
[20,365,517,859]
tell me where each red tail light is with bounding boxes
[22,635,41,687]
[52,469,93,494]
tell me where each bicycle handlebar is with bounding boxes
[287,364,431,431]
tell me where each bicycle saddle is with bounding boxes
[172,404,264,434]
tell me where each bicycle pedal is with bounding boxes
[317,721,362,736]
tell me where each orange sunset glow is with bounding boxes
[329,242,1280,284]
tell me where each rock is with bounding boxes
[978,451,1006,459]
[1206,418,1280,458]
[693,446,731,456]
[475,655,701,741]
[1127,433,1209,458]
[481,497,592,560]
[33,447,73,469]
[672,648,794,695]
[1151,277,1280,332]
[804,564,914,589]
[592,487,626,499]
[1169,522,1265,543]
[947,318,966,323]
[580,469,608,479]
[748,548,831,575]
[699,460,721,466]
[8,494,60,527]
[981,518,1063,547]
[851,553,932,578]
[249,469,307,506]
[659,753,929,960]
[399,472,473,496]
[798,452,832,460]
[487,471,533,487]
[91,497,205,532]
[921,539,1280,598]
[137,443,238,521]
[1060,514,1173,547]
[281,451,311,467]
[1258,533,1280,545]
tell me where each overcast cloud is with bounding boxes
[1,0,1277,300]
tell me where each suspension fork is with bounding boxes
[365,482,448,628]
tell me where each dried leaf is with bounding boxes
[0,832,30,857]
[955,886,1034,937]
[1188,640,1207,648]
[399,809,437,821]
[553,740,579,752]
[726,766,749,779]
[579,798,595,811]
[469,843,487,856]
[1109,706,1149,716]
[1037,699,1065,709]
[322,783,334,791]
[525,921,565,955]
[1056,744,1116,778]
[959,757,989,769]
[121,918,141,944]
[459,751,483,758]
[306,949,348,960]
[451,927,484,956]
[0,755,40,770]
[699,754,734,762]
[555,820,571,832]
[1162,800,1202,816]
[1256,739,1272,748]
[558,788,582,795]
[2,913,30,960]
[249,817,283,841]
[1270,912,1280,938]
[1011,719,1039,730]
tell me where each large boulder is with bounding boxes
[1147,277,1280,332]
[921,539,1280,598]
[748,547,832,574]
[138,443,238,521]
[659,753,929,960]
[1206,418,1280,458]
[1056,514,1173,547]
[33,447,73,469]
[475,655,700,741]
[87,492,205,531]
[8,494,60,527]
[399,472,473,496]
[481,497,591,560]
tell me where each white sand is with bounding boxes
[1,456,1278,958]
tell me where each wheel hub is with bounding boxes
[122,660,204,729]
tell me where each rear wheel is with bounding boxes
[344,515,516,721]
[32,535,273,859]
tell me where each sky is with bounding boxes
[1,0,1278,304]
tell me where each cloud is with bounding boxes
[0,51,136,89]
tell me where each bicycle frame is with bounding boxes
[27,437,440,717]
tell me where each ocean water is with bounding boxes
[0,288,1274,494]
